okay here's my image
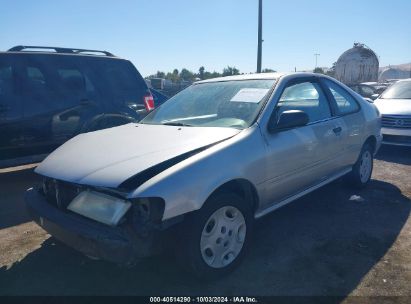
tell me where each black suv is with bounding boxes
[0,46,154,167]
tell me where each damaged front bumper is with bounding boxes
[25,187,171,265]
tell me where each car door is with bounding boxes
[0,55,24,161]
[321,79,363,167]
[261,78,345,206]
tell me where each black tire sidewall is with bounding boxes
[176,191,253,279]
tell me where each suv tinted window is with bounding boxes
[19,55,148,111]
[277,81,331,123]
[324,80,359,115]
[0,63,12,96]
[20,56,98,115]
[0,56,22,121]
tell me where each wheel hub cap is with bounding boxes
[359,151,372,183]
[200,206,246,268]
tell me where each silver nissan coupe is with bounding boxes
[26,72,382,279]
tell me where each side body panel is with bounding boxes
[131,74,382,221]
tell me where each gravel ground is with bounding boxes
[0,146,410,300]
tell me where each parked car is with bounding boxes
[25,72,382,279]
[374,78,411,146]
[349,83,386,100]
[0,46,154,167]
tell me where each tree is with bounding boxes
[326,62,336,77]
[211,71,221,78]
[222,66,240,76]
[166,69,180,82]
[180,68,195,81]
[313,67,325,74]
[262,68,276,73]
[199,66,205,80]
[156,71,166,78]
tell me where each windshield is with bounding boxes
[140,79,275,129]
[380,81,411,99]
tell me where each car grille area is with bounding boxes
[381,115,411,129]
[42,177,83,209]
[383,134,411,145]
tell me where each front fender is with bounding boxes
[128,126,267,220]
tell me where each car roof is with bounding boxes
[195,72,329,84]
[196,72,285,83]
[0,51,127,61]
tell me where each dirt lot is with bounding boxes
[0,146,410,298]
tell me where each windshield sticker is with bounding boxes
[230,88,270,103]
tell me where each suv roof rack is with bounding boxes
[7,45,115,57]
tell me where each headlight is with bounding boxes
[68,190,131,226]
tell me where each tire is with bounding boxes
[347,143,374,189]
[175,191,253,280]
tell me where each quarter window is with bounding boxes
[324,80,359,115]
[276,81,331,123]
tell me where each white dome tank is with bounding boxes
[335,43,379,85]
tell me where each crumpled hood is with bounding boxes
[35,123,240,188]
[374,98,411,115]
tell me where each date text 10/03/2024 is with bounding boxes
[149,297,258,303]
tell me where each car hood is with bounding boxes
[35,123,241,189]
[374,98,411,115]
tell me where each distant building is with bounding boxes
[379,67,411,81]
[335,43,379,85]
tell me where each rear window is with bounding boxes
[90,59,148,105]
[324,79,360,115]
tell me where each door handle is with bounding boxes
[333,126,342,135]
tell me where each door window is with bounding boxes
[276,81,331,123]
[324,80,360,115]
[0,58,22,121]
[0,63,13,97]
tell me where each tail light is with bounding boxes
[144,94,155,111]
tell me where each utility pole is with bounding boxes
[257,0,262,73]
[314,53,320,69]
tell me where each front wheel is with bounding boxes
[347,143,374,188]
[176,191,253,279]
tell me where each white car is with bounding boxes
[26,72,382,278]
[374,79,411,146]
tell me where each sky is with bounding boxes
[1,0,410,77]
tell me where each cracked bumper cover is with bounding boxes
[25,187,163,265]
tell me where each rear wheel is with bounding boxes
[347,143,374,188]
[176,191,253,279]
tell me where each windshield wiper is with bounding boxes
[162,122,193,127]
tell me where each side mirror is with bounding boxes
[268,110,309,132]
[371,93,379,100]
